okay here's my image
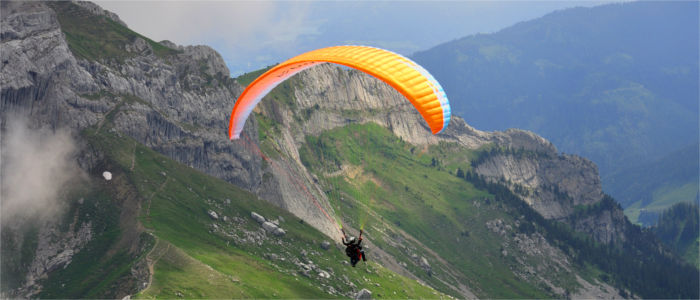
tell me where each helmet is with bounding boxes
[348,236,357,243]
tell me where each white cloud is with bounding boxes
[1,117,85,227]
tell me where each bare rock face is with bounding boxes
[1,1,102,130]
[12,221,93,298]
[571,206,629,244]
[474,152,603,219]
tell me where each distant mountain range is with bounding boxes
[412,1,699,222]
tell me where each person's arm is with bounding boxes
[341,228,348,244]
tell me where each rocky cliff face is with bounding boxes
[474,152,604,219]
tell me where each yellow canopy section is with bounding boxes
[229,45,450,139]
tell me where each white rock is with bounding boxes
[262,221,277,232]
[355,288,372,300]
[273,228,286,236]
[251,212,266,224]
[102,171,112,180]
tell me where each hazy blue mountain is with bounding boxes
[412,1,699,210]
[606,142,699,225]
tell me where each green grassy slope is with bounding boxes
[297,123,584,298]
[43,126,445,299]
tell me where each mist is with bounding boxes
[1,118,84,228]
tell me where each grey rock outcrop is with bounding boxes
[261,221,285,236]
[474,152,603,219]
[355,288,372,300]
[571,206,629,244]
[250,212,266,224]
[14,221,93,298]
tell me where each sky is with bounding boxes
[97,1,613,77]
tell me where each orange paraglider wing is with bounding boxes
[228,45,450,139]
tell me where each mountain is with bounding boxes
[607,143,700,225]
[1,1,697,299]
[411,1,699,216]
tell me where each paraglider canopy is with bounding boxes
[228,45,451,139]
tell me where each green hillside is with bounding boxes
[290,121,698,299]
[298,123,575,298]
[33,124,445,299]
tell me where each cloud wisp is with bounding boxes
[1,117,85,228]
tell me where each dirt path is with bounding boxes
[142,236,171,294]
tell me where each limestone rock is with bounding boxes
[262,221,277,233]
[251,212,266,224]
[355,288,372,300]
[272,227,286,236]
